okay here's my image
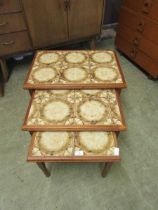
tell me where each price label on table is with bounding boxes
[114,147,119,156]
[75,150,84,156]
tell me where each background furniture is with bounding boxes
[115,0,158,79]
[0,0,105,84]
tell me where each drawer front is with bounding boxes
[123,0,144,12]
[115,36,158,78]
[147,0,158,22]
[119,7,158,45]
[135,50,158,78]
[123,0,158,22]
[0,31,31,56]
[0,13,26,34]
[115,35,136,59]
[0,0,21,14]
[117,25,158,61]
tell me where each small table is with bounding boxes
[24,50,127,91]
[22,89,126,132]
[28,131,120,177]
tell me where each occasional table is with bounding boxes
[22,50,127,177]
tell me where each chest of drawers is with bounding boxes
[0,0,31,56]
[115,0,158,79]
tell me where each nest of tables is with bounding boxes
[22,50,127,177]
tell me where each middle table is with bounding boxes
[22,89,126,131]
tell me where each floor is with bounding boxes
[0,38,158,210]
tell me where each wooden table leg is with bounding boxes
[116,131,120,137]
[90,38,96,50]
[36,162,50,177]
[29,89,34,96]
[0,58,9,82]
[101,162,112,177]
[117,89,121,96]
[0,81,4,97]
[29,131,33,136]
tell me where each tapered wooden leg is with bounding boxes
[36,162,50,177]
[0,59,9,82]
[90,38,96,50]
[29,131,33,136]
[116,131,120,137]
[101,162,112,177]
[0,81,4,97]
[29,89,33,96]
[117,89,121,96]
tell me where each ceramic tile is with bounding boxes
[31,132,75,156]
[74,132,117,156]
[27,90,75,126]
[73,90,122,126]
[29,131,118,158]
[24,89,125,130]
[25,50,126,88]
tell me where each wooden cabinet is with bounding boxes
[0,0,104,87]
[0,0,31,57]
[68,0,104,40]
[22,0,104,47]
[0,0,104,55]
[115,0,158,79]
[22,0,68,48]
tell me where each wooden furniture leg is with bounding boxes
[0,59,9,82]
[101,162,112,177]
[90,38,96,50]
[0,81,4,97]
[29,131,33,136]
[36,162,50,177]
[116,131,120,137]
[29,89,33,96]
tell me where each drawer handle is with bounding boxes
[133,37,139,45]
[0,21,8,27]
[0,40,15,46]
[130,48,137,58]
[142,0,152,14]
[137,22,145,33]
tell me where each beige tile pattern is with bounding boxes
[26,50,124,86]
[25,89,123,127]
[31,132,117,157]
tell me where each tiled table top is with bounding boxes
[23,89,126,131]
[28,131,120,162]
[24,50,126,89]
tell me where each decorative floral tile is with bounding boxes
[73,90,122,126]
[31,132,74,156]
[24,89,124,128]
[27,90,75,126]
[30,131,118,157]
[74,132,116,156]
[25,50,126,88]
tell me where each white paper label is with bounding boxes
[75,150,84,156]
[114,147,119,156]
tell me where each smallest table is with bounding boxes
[27,131,120,177]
